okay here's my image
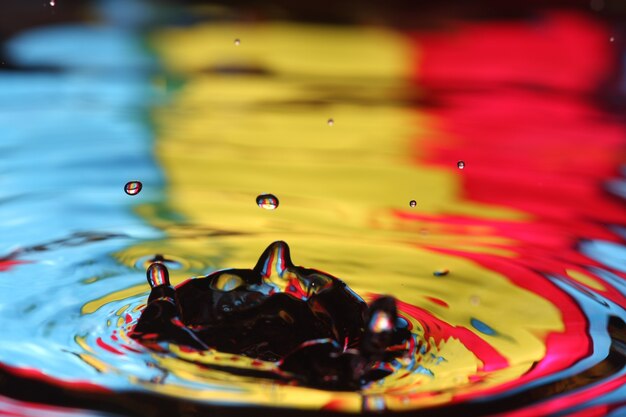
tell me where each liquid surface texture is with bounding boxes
[0,3,625,416]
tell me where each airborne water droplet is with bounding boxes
[256,193,279,210]
[433,269,449,277]
[49,0,55,5]
[457,160,465,170]
[124,181,142,196]
[147,262,170,288]
[610,36,615,42]
[327,118,334,126]
[234,39,241,46]
[409,200,417,208]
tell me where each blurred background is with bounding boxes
[0,1,625,416]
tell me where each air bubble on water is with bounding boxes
[457,160,465,170]
[234,39,241,46]
[124,181,142,196]
[327,118,334,126]
[147,262,170,288]
[433,269,449,276]
[256,193,279,210]
[409,200,417,208]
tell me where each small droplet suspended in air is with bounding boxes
[457,160,465,170]
[256,193,279,210]
[610,36,615,42]
[49,0,55,5]
[409,200,417,208]
[327,118,334,126]
[124,181,142,196]
[433,269,449,277]
[234,39,241,46]
[146,262,170,288]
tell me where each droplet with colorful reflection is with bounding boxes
[457,160,465,170]
[234,39,241,46]
[256,193,279,210]
[433,269,449,277]
[124,181,142,196]
[409,200,417,208]
[327,118,334,126]
[369,310,393,333]
[146,262,170,288]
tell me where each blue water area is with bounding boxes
[0,23,163,388]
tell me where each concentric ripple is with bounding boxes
[0,5,625,417]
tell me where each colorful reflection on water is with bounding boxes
[0,3,625,416]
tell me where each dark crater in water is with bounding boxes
[130,241,410,390]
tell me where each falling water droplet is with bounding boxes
[433,269,449,277]
[256,193,279,210]
[234,39,241,46]
[610,36,615,42]
[457,160,465,170]
[409,200,417,208]
[124,181,142,196]
[327,118,334,126]
[49,0,55,5]
[146,262,170,288]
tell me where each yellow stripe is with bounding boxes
[84,23,568,411]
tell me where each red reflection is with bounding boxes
[406,10,626,411]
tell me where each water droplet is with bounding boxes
[369,311,393,333]
[256,193,279,210]
[470,295,481,306]
[124,181,142,196]
[457,160,465,170]
[234,39,241,46]
[409,200,417,208]
[610,36,615,42]
[327,118,334,126]
[49,0,55,5]
[433,269,449,277]
[146,262,170,288]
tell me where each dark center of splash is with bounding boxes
[130,241,410,390]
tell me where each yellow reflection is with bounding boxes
[85,23,567,411]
